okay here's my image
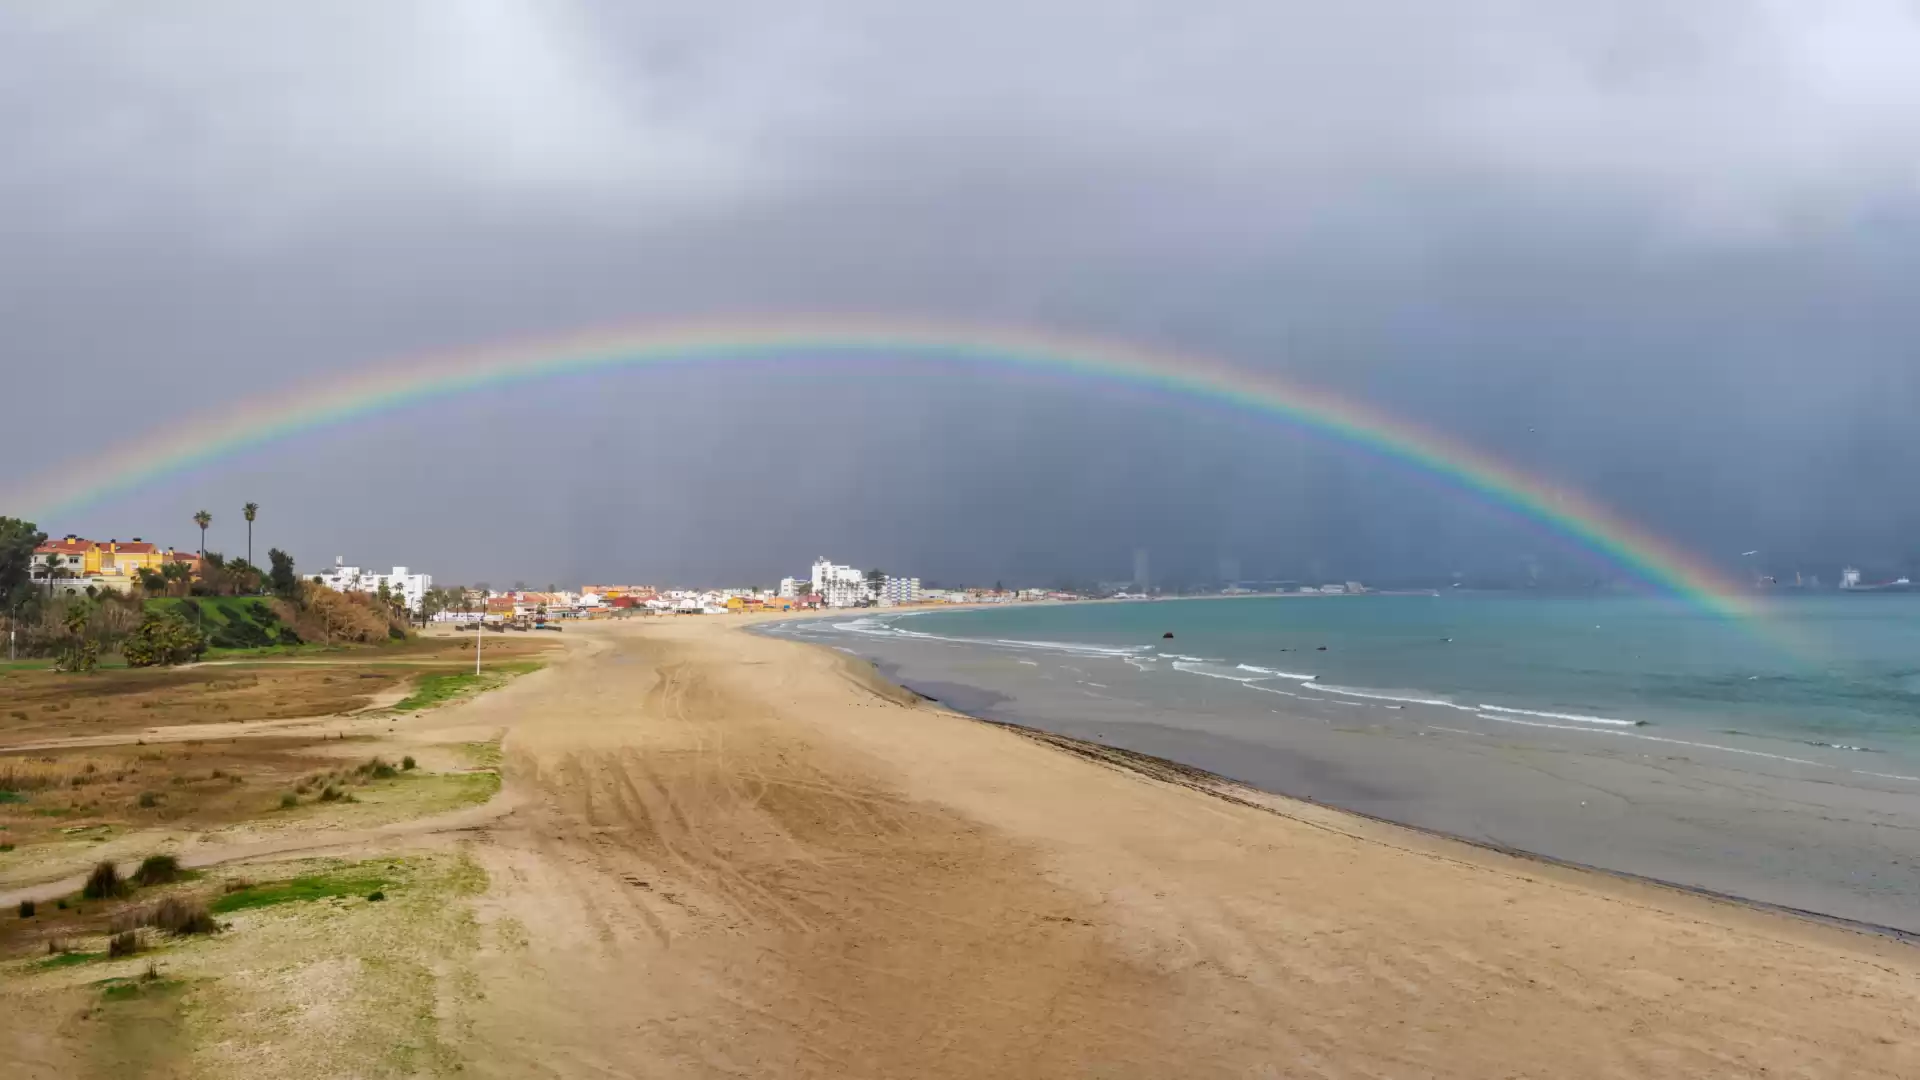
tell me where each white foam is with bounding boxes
[992,638,1148,658]
[1477,715,1829,766]
[1236,664,1318,680]
[1242,684,1304,698]
[1478,704,1637,727]
[1016,660,1040,666]
[1305,684,1466,709]
[1850,769,1920,784]
[1171,661,1272,683]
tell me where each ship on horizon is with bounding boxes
[1840,567,1916,593]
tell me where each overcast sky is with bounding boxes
[6,2,1920,587]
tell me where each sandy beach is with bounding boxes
[7,615,1920,1076]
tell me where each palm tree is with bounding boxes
[242,502,259,570]
[193,510,212,558]
[161,561,190,598]
[42,552,64,598]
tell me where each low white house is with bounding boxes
[314,557,432,613]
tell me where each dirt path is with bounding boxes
[436,619,1920,1078]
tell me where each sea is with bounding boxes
[824,593,1920,756]
[768,593,1920,932]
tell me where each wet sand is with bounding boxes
[783,619,1920,935]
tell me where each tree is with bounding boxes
[193,510,212,557]
[0,517,47,613]
[42,553,65,598]
[55,605,100,673]
[242,502,259,571]
[121,612,207,667]
[136,567,166,594]
[267,548,299,601]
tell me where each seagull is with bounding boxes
[1741,550,1760,556]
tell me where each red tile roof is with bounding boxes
[34,537,163,556]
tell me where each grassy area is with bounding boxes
[39,950,103,969]
[212,867,394,914]
[4,851,489,1075]
[146,596,300,650]
[394,660,543,711]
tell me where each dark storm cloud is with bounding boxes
[6,2,1920,584]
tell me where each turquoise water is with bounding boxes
[887,594,1920,757]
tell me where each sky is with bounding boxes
[6,2,1920,588]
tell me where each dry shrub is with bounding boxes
[132,854,181,886]
[0,756,112,793]
[148,896,217,935]
[108,930,140,958]
[294,583,405,644]
[83,860,125,900]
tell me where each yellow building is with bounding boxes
[33,536,174,584]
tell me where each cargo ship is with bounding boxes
[1840,567,1916,592]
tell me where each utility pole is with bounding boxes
[474,590,483,676]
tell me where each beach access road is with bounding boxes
[448,616,1918,1078]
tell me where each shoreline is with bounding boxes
[851,633,1920,944]
[776,609,1920,936]
[973,708,1920,945]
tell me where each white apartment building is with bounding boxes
[778,577,804,598]
[811,557,873,608]
[314,557,432,613]
[821,578,866,608]
[810,557,865,592]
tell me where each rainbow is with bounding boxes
[8,317,1758,617]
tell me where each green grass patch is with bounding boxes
[394,672,485,711]
[146,596,300,651]
[211,868,393,914]
[97,975,184,1001]
[40,950,103,969]
[394,661,539,712]
[0,790,25,804]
